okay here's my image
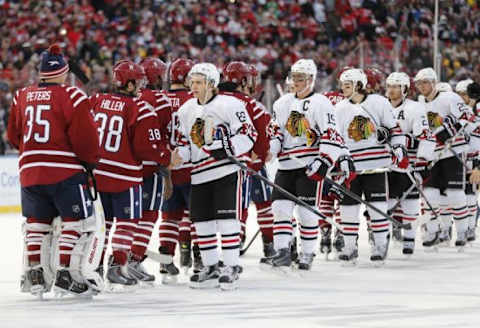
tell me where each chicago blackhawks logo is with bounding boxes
[190,118,206,148]
[286,111,310,137]
[347,115,375,141]
[427,111,443,129]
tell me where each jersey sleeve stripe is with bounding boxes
[137,112,157,121]
[69,88,86,100]
[73,95,88,108]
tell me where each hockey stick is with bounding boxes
[289,156,410,229]
[226,155,342,230]
[240,228,261,256]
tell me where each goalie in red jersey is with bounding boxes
[7,44,102,297]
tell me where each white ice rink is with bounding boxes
[1,208,480,328]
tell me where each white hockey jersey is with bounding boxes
[418,91,472,160]
[176,94,257,185]
[270,92,345,170]
[335,94,406,171]
[390,98,436,170]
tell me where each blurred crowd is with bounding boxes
[1,0,479,153]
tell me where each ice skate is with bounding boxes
[180,241,192,273]
[290,237,299,263]
[320,226,332,259]
[189,264,220,289]
[438,226,452,247]
[422,229,440,252]
[370,244,388,267]
[333,230,345,254]
[106,263,138,292]
[262,237,275,258]
[455,231,467,252]
[339,244,358,266]
[192,245,204,274]
[219,265,239,291]
[467,228,476,243]
[160,262,180,284]
[297,252,315,271]
[22,267,51,299]
[128,258,155,286]
[392,225,402,248]
[402,239,415,257]
[54,269,93,298]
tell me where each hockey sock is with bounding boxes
[112,218,137,266]
[218,219,241,266]
[452,205,469,234]
[340,205,360,251]
[131,210,158,261]
[467,194,477,231]
[401,199,420,241]
[190,223,198,246]
[255,201,273,243]
[319,198,334,228]
[369,202,390,246]
[178,210,192,244]
[297,207,319,254]
[240,208,248,243]
[25,217,51,265]
[194,220,218,266]
[58,218,81,267]
[272,200,295,251]
[159,219,179,256]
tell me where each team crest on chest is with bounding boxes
[427,111,443,129]
[347,115,375,141]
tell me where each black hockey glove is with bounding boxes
[376,126,390,144]
[204,124,234,160]
[435,115,461,144]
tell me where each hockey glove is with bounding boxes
[376,126,390,144]
[204,124,234,160]
[336,155,357,189]
[327,183,344,202]
[306,155,333,182]
[435,115,461,144]
[392,144,409,169]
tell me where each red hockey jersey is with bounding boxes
[138,87,172,178]
[91,92,170,193]
[7,83,99,187]
[323,90,346,106]
[220,90,271,171]
[163,89,193,185]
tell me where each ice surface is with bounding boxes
[1,208,480,328]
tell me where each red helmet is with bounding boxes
[112,60,145,87]
[224,61,251,85]
[140,57,167,86]
[365,67,385,90]
[170,58,194,83]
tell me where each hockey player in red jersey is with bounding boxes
[159,58,196,279]
[126,57,176,284]
[218,61,275,258]
[7,44,102,297]
[91,60,172,288]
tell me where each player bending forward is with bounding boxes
[7,44,103,297]
[175,63,257,290]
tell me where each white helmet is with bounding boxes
[414,67,437,82]
[188,63,220,88]
[455,79,474,93]
[386,72,410,94]
[291,59,317,80]
[340,68,368,90]
[436,82,452,92]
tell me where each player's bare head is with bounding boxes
[386,72,410,101]
[112,60,145,95]
[339,68,367,98]
[188,63,220,103]
[39,44,69,83]
[414,68,437,97]
[290,59,317,96]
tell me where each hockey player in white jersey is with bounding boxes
[455,79,480,242]
[267,59,346,271]
[385,72,436,255]
[175,63,257,290]
[414,68,474,249]
[335,68,409,264]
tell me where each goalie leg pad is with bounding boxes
[66,214,106,292]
